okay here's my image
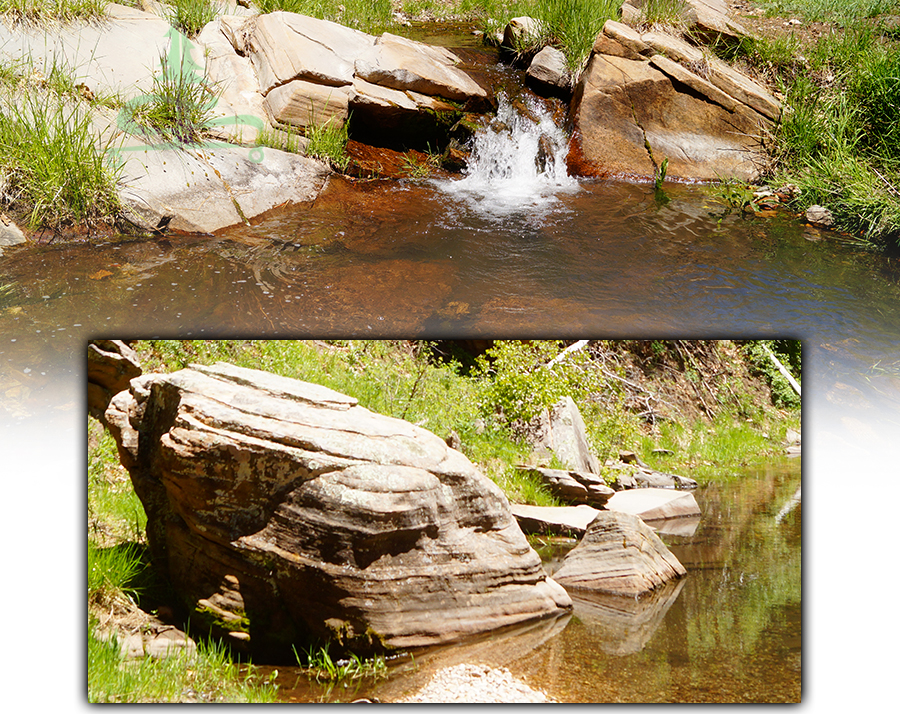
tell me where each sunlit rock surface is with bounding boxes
[105,362,571,654]
[569,19,780,182]
[552,511,686,597]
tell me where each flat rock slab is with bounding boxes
[605,488,701,521]
[0,6,188,101]
[510,503,601,536]
[552,511,686,597]
[106,362,571,654]
[114,143,329,234]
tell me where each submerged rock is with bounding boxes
[552,511,686,597]
[105,362,571,655]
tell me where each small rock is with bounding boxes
[805,204,834,228]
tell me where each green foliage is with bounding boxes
[166,0,217,38]
[707,178,755,212]
[120,46,220,145]
[305,113,351,172]
[741,340,801,410]
[0,0,109,23]
[474,340,578,424]
[0,89,122,229]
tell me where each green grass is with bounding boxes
[0,0,109,23]
[296,641,388,683]
[256,126,306,155]
[0,89,122,230]
[87,416,279,703]
[120,47,220,145]
[640,0,689,28]
[88,623,279,702]
[166,0,217,38]
[304,112,351,171]
[639,415,794,484]
[254,0,395,34]
[765,22,900,248]
[758,0,899,22]
[454,0,622,72]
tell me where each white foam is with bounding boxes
[436,93,579,216]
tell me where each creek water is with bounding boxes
[2,28,897,704]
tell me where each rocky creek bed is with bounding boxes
[0,0,795,247]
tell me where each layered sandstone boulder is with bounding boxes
[569,20,780,182]
[552,511,686,597]
[201,11,488,144]
[105,362,571,655]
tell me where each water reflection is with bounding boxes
[502,461,802,702]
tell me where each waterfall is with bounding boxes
[437,93,579,215]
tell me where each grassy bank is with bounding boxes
[132,339,800,487]
[711,0,900,250]
[88,420,280,702]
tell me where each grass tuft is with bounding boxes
[120,47,220,146]
[0,0,109,23]
[0,89,122,230]
[305,112,351,172]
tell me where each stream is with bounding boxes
[2,25,897,705]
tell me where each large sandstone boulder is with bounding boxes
[105,362,571,655]
[233,11,487,139]
[569,21,779,182]
[552,511,686,597]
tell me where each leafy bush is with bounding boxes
[741,340,801,410]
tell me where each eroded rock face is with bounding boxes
[87,340,142,424]
[552,511,686,597]
[105,362,571,655]
[569,20,779,182]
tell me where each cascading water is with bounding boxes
[437,93,579,214]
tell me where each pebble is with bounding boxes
[395,663,553,703]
